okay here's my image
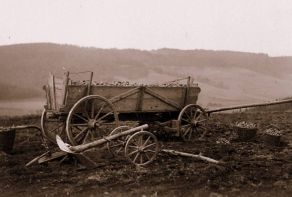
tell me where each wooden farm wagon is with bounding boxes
[41,71,205,148]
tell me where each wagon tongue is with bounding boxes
[56,135,75,154]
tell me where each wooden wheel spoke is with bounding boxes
[90,131,96,141]
[97,112,113,121]
[133,152,140,163]
[197,125,206,131]
[128,144,139,149]
[143,136,151,147]
[139,136,144,146]
[181,118,191,123]
[73,113,88,122]
[74,126,83,131]
[144,149,156,153]
[185,112,192,121]
[94,103,106,120]
[128,149,139,156]
[188,128,194,139]
[84,109,90,120]
[181,124,191,129]
[195,112,202,120]
[100,122,116,126]
[83,100,90,119]
[144,152,151,160]
[71,123,88,127]
[193,109,198,119]
[115,147,123,154]
[82,129,92,144]
[129,139,137,147]
[92,128,102,138]
[90,102,95,118]
[74,128,88,141]
[143,142,156,149]
[183,127,191,137]
[140,154,143,164]
[197,118,207,123]
[47,123,64,134]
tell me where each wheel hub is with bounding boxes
[191,120,198,126]
[138,146,144,152]
[88,119,97,129]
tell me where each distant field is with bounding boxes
[0,98,44,116]
[1,43,292,109]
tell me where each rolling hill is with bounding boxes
[0,43,291,108]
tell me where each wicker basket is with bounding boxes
[0,129,16,154]
[263,133,281,146]
[234,126,257,141]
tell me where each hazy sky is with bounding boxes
[1,0,292,56]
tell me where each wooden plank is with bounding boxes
[52,75,57,110]
[87,72,93,96]
[144,87,180,110]
[44,85,51,110]
[48,73,56,110]
[62,72,70,106]
[135,86,145,111]
[109,87,140,104]
[183,76,191,106]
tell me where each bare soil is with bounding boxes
[1,112,292,197]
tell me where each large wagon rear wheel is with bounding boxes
[41,109,66,144]
[178,104,208,141]
[66,95,119,145]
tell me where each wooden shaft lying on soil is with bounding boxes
[207,99,292,114]
[0,125,41,132]
[162,149,221,164]
[61,124,149,153]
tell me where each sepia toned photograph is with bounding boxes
[0,0,292,196]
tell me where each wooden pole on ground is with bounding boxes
[162,149,222,164]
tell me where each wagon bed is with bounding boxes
[44,72,201,114]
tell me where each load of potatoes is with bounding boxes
[71,80,188,87]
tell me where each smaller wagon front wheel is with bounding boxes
[125,131,159,166]
[107,126,131,157]
[178,104,208,141]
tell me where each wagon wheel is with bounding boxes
[178,104,208,141]
[41,109,66,144]
[125,131,159,166]
[66,95,119,145]
[107,126,131,157]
